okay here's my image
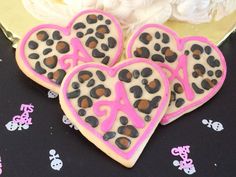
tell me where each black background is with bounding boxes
[0,29,235,177]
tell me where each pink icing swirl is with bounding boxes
[93,81,145,132]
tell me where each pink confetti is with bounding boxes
[5,103,34,131]
[0,156,2,175]
[12,104,34,125]
[171,145,196,175]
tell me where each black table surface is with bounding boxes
[0,29,235,177]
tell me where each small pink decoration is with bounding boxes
[12,104,34,125]
[5,104,34,131]
[0,156,2,175]
[171,145,196,175]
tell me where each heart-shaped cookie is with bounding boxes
[126,24,226,125]
[59,59,170,167]
[16,9,123,93]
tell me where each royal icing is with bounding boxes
[17,9,123,93]
[126,24,227,124]
[59,58,170,167]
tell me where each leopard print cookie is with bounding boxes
[126,24,227,125]
[16,9,123,93]
[59,59,170,167]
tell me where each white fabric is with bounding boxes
[22,0,236,31]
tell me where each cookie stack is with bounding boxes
[15,9,226,168]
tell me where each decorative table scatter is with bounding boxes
[47,90,58,99]
[5,103,34,131]
[0,21,236,177]
[49,149,63,171]
[0,156,2,175]
[171,145,196,175]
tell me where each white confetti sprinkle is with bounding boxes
[62,115,78,130]
[173,160,196,175]
[202,119,224,132]
[48,90,58,99]
[49,149,63,171]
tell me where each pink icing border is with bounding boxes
[19,9,123,88]
[61,58,170,159]
[126,24,227,124]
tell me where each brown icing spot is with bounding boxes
[115,137,131,150]
[195,69,203,76]
[81,75,90,81]
[52,69,66,85]
[90,85,111,99]
[146,34,152,42]
[205,78,215,88]
[78,71,93,83]
[89,41,97,49]
[86,37,98,49]
[165,48,174,57]
[137,100,149,111]
[148,80,157,89]
[43,55,58,69]
[95,88,105,97]
[136,48,142,55]
[36,31,49,41]
[56,41,70,54]
[174,83,184,94]
[193,50,201,56]
[81,99,89,108]
[78,96,93,108]
[53,70,60,80]
[96,25,109,34]
[126,72,132,80]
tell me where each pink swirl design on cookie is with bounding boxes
[126,24,227,124]
[158,54,195,101]
[93,81,145,132]
[58,38,93,70]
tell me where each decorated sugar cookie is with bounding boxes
[59,59,170,167]
[16,9,123,93]
[126,24,226,125]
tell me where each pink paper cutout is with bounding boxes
[171,145,194,170]
[0,156,2,175]
[12,104,34,125]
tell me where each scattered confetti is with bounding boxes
[0,156,2,175]
[49,149,63,171]
[202,119,224,132]
[5,104,34,131]
[171,145,196,175]
[48,90,58,99]
[62,115,78,130]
